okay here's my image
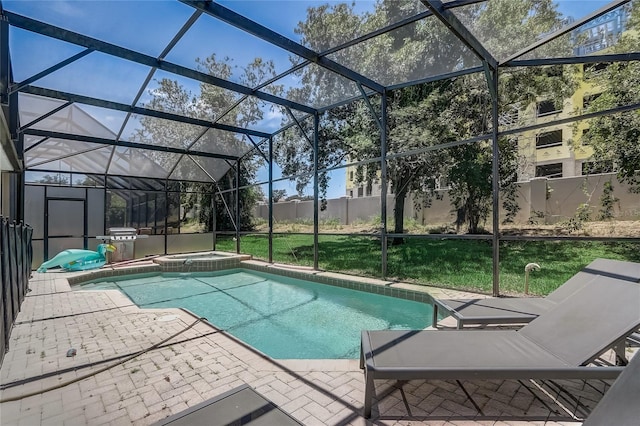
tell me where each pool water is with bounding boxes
[81,269,433,359]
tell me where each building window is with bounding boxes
[536,163,563,178]
[582,160,613,175]
[357,186,363,197]
[365,182,372,197]
[537,100,561,116]
[536,129,563,148]
[583,93,602,110]
[349,171,354,181]
[349,190,353,197]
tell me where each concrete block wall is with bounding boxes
[540,173,640,223]
[255,173,640,227]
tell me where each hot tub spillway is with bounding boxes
[179,258,194,277]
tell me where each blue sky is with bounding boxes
[6,0,360,198]
[5,0,620,198]
[556,0,613,18]
[6,0,618,106]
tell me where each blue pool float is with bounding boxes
[36,244,116,272]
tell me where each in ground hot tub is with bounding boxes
[153,251,251,272]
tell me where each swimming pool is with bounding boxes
[80,269,434,359]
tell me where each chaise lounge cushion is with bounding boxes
[361,275,640,418]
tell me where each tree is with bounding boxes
[134,54,277,232]
[272,189,287,202]
[36,174,69,185]
[280,0,573,240]
[106,191,126,228]
[582,2,640,193]
[598,180,619,220]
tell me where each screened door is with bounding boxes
[46,198,87,260]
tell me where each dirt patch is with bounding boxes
[502,221,640,238]
[260,220,640,238]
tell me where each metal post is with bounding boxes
[0,9,9,106]
[268,137,273,263]
[380,92,388,278]
[9,91,23,220]
[103,175,108,236]
[163,179,168,255]
[211,191,216,251]
[13,103,25,221]
[144,193,149,228]
[235,160,240,254]
[313,113,319,270]
[83,194,88,249]
[16,169,24,222]
[489,65,500,296]
[43,186,48,259]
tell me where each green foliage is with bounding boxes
[320,217,342,229]
[564,203,592,233]
[106,192,126,229]
[272,189,287,202]
[216,235,639,295]
[583,2,640,193]
[135,54,276,233]
[276,0,572,239]
[36,174,69,185]
[599,180,620,220]
[448,141,492,234]
[561,180,595,232]
[528,210,545,225]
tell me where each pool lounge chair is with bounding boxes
[582,351,640,426]
[153,384,303,425]
[360,275,640,418]
[432,258,640,329]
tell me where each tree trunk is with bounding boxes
[466,196,481,234]
[392,188,407,245]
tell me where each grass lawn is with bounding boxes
[216,234,640,296]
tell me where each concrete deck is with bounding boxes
[0,270,626,425]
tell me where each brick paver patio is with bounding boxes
[0,269,625,425]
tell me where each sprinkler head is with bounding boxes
[525,263,541,272]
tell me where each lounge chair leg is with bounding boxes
[613,339,627,366]
[432,304,439,328]
[363,370,375,418]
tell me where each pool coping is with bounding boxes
[3,266,611,424]
[64,255,449,368]
[64,254,468,307]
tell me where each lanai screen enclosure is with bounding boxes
[1,0,639,295]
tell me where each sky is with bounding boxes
[5,0,622,199]
[555,0,613,18]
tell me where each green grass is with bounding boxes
[216,235,640,296]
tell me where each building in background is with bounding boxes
[345,6,631,197]
[515,6,630,182]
